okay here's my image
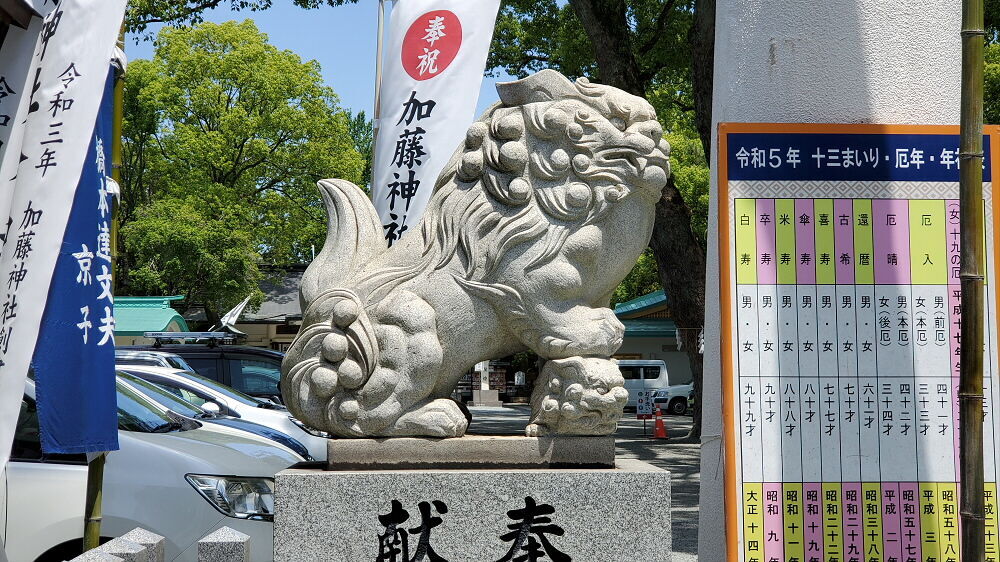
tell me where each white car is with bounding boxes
[116,365,329,461]
[652,384,694,415]
[6,377,302,562]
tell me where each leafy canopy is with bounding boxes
[120,20,363,320]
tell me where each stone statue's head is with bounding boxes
[405,69,670,297]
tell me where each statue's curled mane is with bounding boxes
[357,72,661,303]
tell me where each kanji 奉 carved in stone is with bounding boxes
[281,69,670,438]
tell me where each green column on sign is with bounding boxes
[735,198,757,284]
[909,199,947,285]
[775,199,797,284]
[815,199,836,284]
[854,199,875,284]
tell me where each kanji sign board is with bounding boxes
[637,390,653,419]
[719,123,1000,562]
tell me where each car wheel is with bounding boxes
[668,398,687,415]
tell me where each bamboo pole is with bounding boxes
[83,23,125,552]
[960,0,986,559]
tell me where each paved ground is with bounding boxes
[468,405,699,561]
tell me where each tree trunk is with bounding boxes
[690,0,716,158]
[650,175,706,440]
[683,0,715,440]
[568,0,647,96]
[569,0,711,440]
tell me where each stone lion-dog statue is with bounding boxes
[281,69,669,438]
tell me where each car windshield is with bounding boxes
[117,372,205,418]
[176,370,261,406]
[116,380,181,432]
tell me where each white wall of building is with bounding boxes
[700,3,961,560]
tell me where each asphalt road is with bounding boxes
[468,405,700,561]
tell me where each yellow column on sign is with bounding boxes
[920,482,941,561]
[854,199,875,284]
[986,483,999,562]
[815,199,836,284]
[909,200,947,284]
[938,484,959,561]
[735,199,758,285]
[775,199,797,284]
[744,482,765,562]
[784,483,805,561]
[863,483,884,562]
[823,483,843,562]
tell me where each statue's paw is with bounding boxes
[529,308,625,359]
[388,398,469,437]
[525,423,548,437]
[525,357,626,436]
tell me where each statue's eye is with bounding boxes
[610,117,627,131]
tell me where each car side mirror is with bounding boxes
[201,401,222,414]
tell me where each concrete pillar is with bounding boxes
[699,2,961,560]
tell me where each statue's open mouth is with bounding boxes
[598,147,667,175]
[597,146,669,189]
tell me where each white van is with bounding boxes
[618,359,671,408]
[619,359,692,414]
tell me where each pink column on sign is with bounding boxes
[804,483,824,560]
[796,199,816,284]
[946,200,961,286]
[758,198,777,284]
[764,482,785,562]
[843,482,864,562]
[873,199,911,284]
[834,199,855,284]
[881,482,902,561]
[899,482,922,562]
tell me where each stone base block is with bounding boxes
[274,458,671,562]
[472,389,503,406]
[327,435,616,470]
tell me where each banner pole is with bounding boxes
[372,0,386,177]
[83,22,124,553]
[959,0,986,559]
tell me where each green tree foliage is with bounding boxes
[126,0,356,37]
[122,199,265,321]
[347,110,374,190]
[120,20,363,321]
[612,249,661,306]
[489,0,695,106]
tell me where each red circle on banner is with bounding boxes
[401,10,462,81]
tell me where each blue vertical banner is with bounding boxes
[32,67,118,454]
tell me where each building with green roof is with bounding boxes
[113,296,190,346]
[614,289,692,385]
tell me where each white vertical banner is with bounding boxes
[0,12,53,251]
[0,0,127,468]
[373,0,501,245]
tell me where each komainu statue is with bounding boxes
[281,69,669,438]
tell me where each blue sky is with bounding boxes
[125,2,513,118]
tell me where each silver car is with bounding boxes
[116,365,329,461]
[5,378,302,561]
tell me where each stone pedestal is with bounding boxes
[327,435,616,469]
[274,458,671,561]
[472,389,503,407]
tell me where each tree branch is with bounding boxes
[130,0,227,27]
[637,0,678,56]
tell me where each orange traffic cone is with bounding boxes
[653,405,669,439]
